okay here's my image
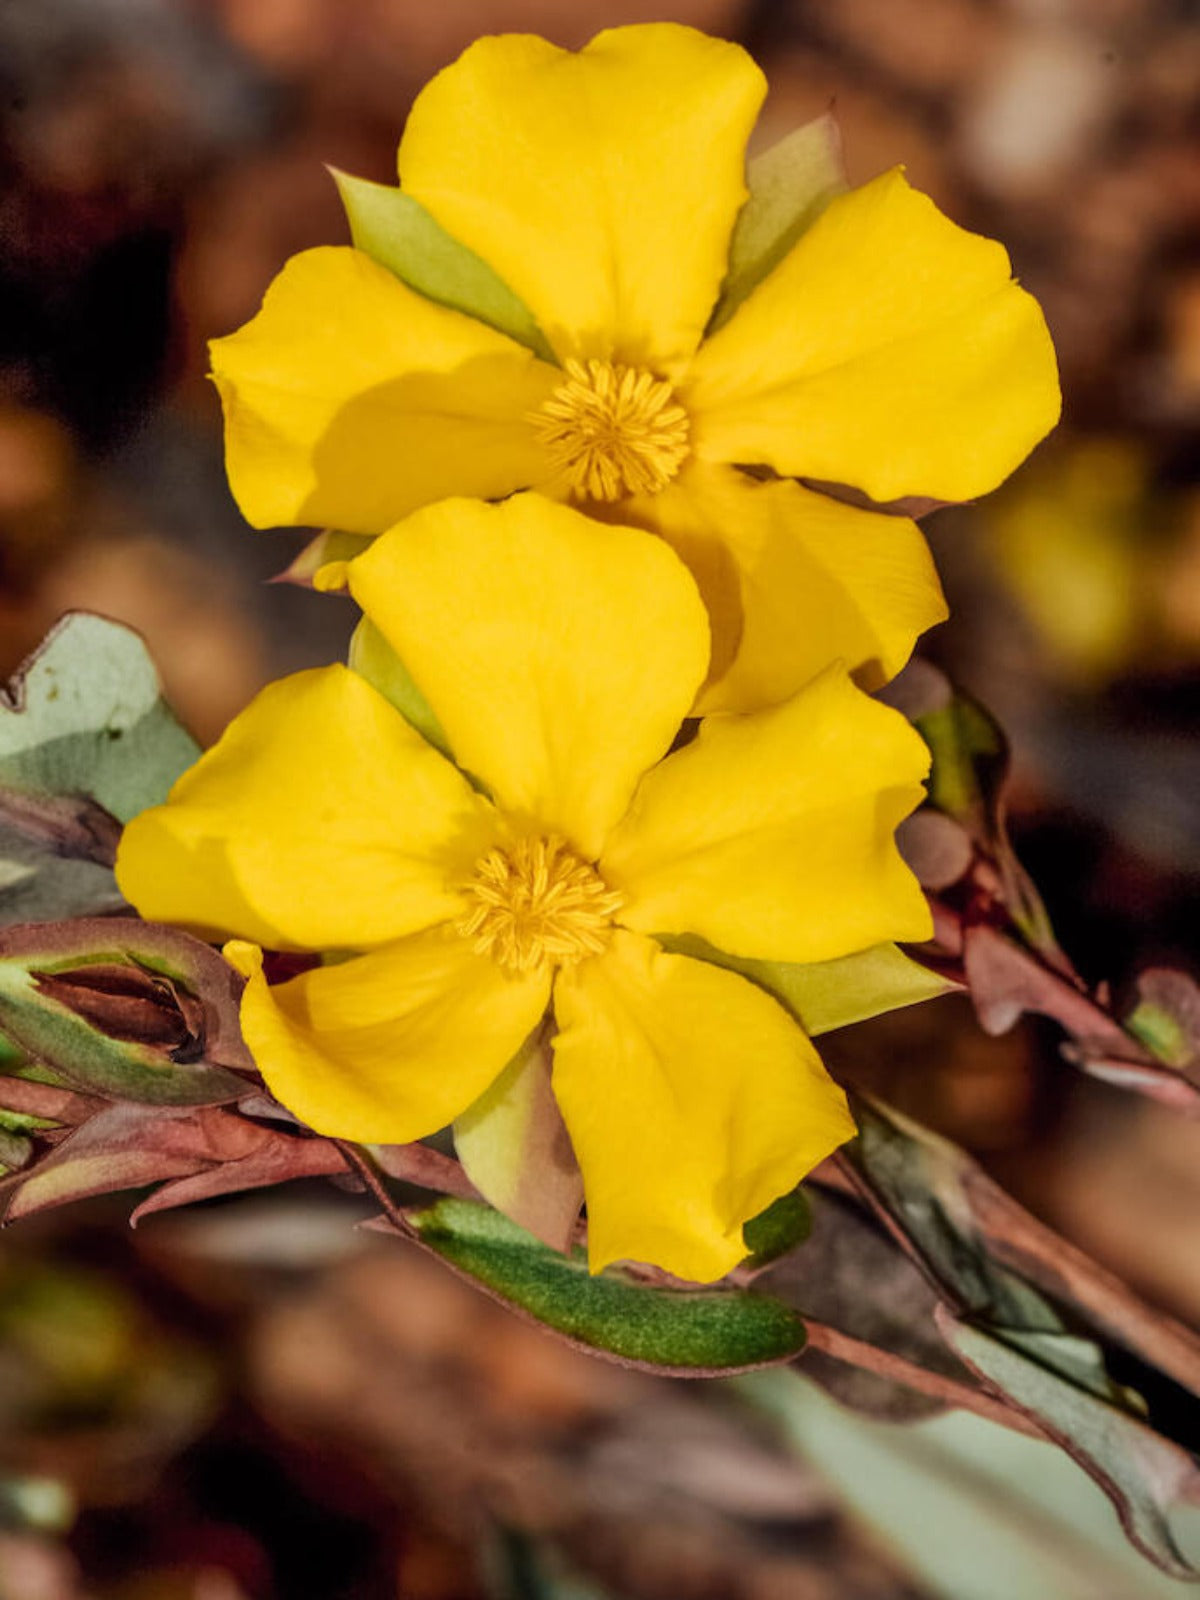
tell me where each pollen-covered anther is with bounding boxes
[458,834,623,975]
[533,359,690,502]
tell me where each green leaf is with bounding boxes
[742,1189,811,1268]
[708,114,848,332]
[847,1096,1200,1577]
[276,527,375,588]
[332,168,554,361]
[656,933,954,1035]
[349,618,451,759]
[0,614,199,925]
[405,1196,807,1374]
[740,1369,1200,1599]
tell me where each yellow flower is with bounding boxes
[210,23,1059,715]
[116,495,932,1282]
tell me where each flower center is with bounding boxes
[458,834,623,975]
[532,359,690,502]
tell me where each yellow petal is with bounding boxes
[601,663,932,963]
[622,463,947,714]
[685,168,1060,503]
[116,666,498,951]
[397,25,765,368]
[210,246,558,533]
[228,933,550,1143]
[348,495,709,859]
[551,930,855,1281]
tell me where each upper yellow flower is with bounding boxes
[115,495,932,1282]
[210,23,1060,715]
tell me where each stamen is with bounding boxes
[457,835,623,975]
[532,359,690,502]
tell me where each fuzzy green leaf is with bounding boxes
[332,168,553,360]
[405,1197,807,1374]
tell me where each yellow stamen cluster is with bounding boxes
[458,834,623,975]
[533,359,690,502]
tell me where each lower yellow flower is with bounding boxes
[115,495,932,1282]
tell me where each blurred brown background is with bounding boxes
[0,1,1198,1595]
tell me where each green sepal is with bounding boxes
[331,168,554,361]
[405,1197,807,1374]
[709,113,848,332]
[656,933,954,1035]
[348,618,451,759]
[276,528,374,588]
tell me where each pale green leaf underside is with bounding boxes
[331,168,554,361]
[348,616,451,759]
[0,613,198,826]
[710,113,849,333]
[656,934,955,1036]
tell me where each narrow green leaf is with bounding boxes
[332,169,554,360]
[406,1197,807,1374]
[349,618,451,758]
[709,114,848,332]
[852,1096,1078,1335]
[276,527,374,588]
[0,1106,56,1136]
[656,933,954,1034]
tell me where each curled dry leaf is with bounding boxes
[0,917,252,1105]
